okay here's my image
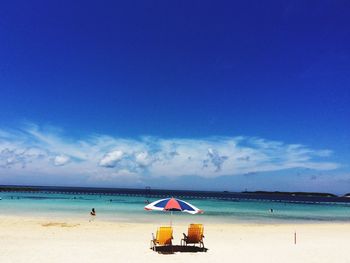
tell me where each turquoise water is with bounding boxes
[1,192,350,223]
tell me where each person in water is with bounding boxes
[90,208,96,216]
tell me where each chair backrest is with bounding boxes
[187,224,204,243]
[156,227,173,245]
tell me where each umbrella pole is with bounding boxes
[170,211,173,226]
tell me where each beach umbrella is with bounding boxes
[144,197,203,225]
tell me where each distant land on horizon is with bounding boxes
[1,185,349,202]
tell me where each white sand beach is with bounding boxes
[0,215,349,263]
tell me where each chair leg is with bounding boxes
[150,240,156,251]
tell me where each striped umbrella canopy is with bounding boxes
[144,197,203,215]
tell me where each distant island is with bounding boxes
[242,191,338,198]
[1,185,349,200]
[0,185,341,196]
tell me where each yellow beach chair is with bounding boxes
[150,226,173,250]
[181,224,205,248]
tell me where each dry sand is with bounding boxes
[0,215,349,263]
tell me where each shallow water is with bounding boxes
[1,191,350,224]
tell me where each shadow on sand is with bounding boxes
[152,245,208,254]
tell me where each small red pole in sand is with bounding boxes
[294,231,297,245]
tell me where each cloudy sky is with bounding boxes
[0,1,349,193]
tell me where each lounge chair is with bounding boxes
[181,224,205,248]
[150,226,173,250]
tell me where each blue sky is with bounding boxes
[0,1,349,193]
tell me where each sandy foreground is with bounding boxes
[0,215,349,263]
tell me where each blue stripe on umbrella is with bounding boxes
[154,198,171,208]
[178,200,195,211]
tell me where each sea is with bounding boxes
[1,186,350,224]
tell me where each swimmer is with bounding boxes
[90,208,96,216]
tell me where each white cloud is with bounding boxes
[54,155,70,166]
[0,124,341,183]
[99,150,124,167]
[204,148,228,171]
[135,151,152,167]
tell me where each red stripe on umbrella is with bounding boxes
[164,198,181,210]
